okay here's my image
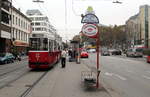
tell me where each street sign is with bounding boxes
[81,14,99,24]
[82,24,98,37]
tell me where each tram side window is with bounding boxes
[49,40,53,51]
[43,38,48,50]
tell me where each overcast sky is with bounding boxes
[13,0,150,41]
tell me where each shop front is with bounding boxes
[12,40,29,55]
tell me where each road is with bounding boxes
[1,54,150,97]
[82,53,150,97]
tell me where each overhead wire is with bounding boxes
[72,0,82,16]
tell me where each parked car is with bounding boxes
[126,48,143,57]
[112,49,122,55]
[101,51,110,56]
[80,51,89,58]
[0,53,15,64]
[87,49,96,53]
[108,49,121,55]
[101,48,110,56]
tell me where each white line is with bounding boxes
[113,74,127,81]
[126,70,133,73]
[104,72,127,81]
[104,72,113,76]
[146,71,150,74]
[143,75,150,80]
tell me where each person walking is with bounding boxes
[61,49,67,68]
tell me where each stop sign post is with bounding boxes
[81,14,100,88]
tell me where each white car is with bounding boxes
[87,49,96,53]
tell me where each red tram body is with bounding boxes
[28,38,61,69]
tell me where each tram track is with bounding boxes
[0,67,29,89]
[0,60,30,89]
[0,65,26,77]
[19,71,48,97]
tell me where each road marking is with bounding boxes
[143,75,150,80]
[113,74,127,81]
[126,70,133,73]
[105,72,113,76]
[104,72,127,81]
[146,71,150,74]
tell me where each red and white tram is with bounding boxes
[28,37,61,69]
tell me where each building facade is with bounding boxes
[11,7,32,54]
[26,9,62,51]
[0,0,12,53]
[139,5,150,48]
[126,5,150,48]
[126,14,141,48]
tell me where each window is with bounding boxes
[12,15,14,24]
[21,20,23,28]
[19,18,20,27]
[29,17,34,21]
[35,27,42,31]
[35,22,41,26]
[31,23,34,26]
[16,17,17,25]
[32,28,34,31]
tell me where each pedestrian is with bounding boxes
[61,49,67,68]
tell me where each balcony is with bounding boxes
[1,0,11,12]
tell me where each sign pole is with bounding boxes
[96,26,100,88]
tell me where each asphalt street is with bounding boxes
[82,53,150,97]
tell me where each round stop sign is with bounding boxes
[82,24,98,38]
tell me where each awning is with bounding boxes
[13,40,29,47]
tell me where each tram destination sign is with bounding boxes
[81,14,99,24]
[82,24,98,37]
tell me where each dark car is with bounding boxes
[0,53,15,64]
[111,49,122,55]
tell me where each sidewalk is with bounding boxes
[27,59,112,97]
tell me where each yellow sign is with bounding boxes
[87,6,93,12]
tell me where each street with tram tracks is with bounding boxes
[0,58,50,97]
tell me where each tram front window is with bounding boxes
[29,38,48,51]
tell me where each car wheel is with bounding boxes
[4,60,8,64]
[11,59,14,63]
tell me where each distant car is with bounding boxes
[147,56,150,63]
[87,49,96,53]
[112,49,122,55]
[108,49,121,55]
[0,53,15,64]
[80,51,89,58]
[101,51,110,56]
[126,48,143,57]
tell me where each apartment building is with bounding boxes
[126,5,150,48]
[0,0,12,53]
[11,6,32,54]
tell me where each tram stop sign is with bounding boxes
[82,24,98,38]
[81,14,99,24]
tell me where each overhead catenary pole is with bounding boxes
[65,0,68,42]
